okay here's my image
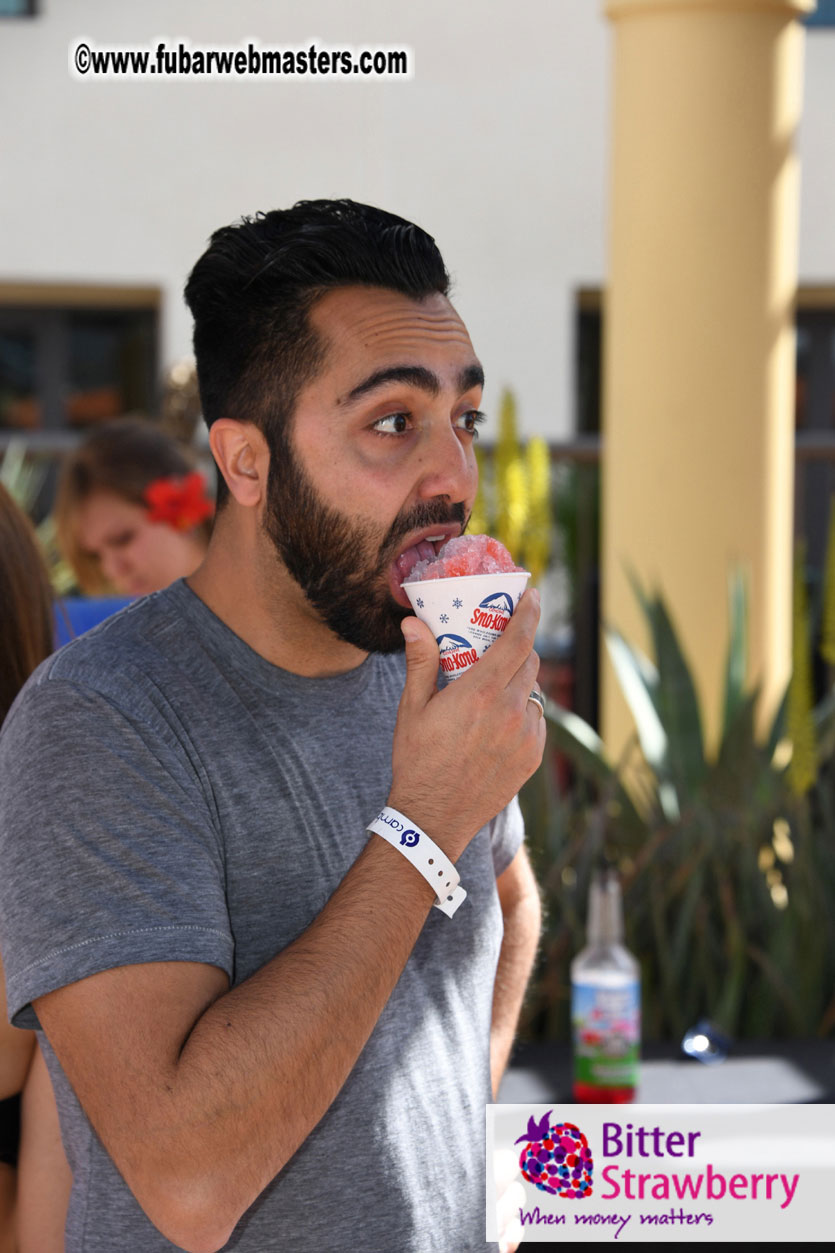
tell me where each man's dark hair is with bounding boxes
[184,199,450,505]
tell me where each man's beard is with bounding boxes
[262,426,468,654]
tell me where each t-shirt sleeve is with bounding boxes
[489,793,525,879]
[0,673,234,1030]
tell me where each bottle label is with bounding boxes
[572,980,640,1088]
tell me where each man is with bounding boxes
[0,200,544,1252]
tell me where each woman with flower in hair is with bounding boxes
[55,418,214,598]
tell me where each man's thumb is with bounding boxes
[400,616,439,707]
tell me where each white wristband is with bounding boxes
[368,806,467,918]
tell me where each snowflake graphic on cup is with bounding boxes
[515,1112,593,1198]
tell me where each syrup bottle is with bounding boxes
[571,863,640,1103]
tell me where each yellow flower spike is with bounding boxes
[467,445,490,538]
[771,738,793,771]
[822,495,835,666]
[523,436,552,584]
[758,846,775,872]
[786,541,817,796]
[504,459,528,557]
[494,388,528,558]
[770,883,789,910]
[772,818,794,864]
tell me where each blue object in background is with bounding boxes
[806,0,835,26]
[681,1019,733,1066]
[54,597,134,647]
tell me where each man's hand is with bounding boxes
[389,588,545,858]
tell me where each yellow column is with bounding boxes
[601,0,812,766]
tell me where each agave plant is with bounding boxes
[520,568,835,1041]
[1,437,77,594]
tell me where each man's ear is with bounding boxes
[209,420,269,507]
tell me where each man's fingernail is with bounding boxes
[401,618,420,643]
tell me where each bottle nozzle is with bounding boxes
[587,865,624,945]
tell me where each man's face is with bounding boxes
[261,286,483,654]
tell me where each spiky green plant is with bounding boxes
[519,568,835,1041]
[468,444,491,537]
[1,439,77,594]
[787,542,817,795]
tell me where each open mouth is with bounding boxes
[388,531,456,606]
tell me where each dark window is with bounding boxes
[567,296,604,728]
[576,306,603,436]
[0,1,37,16]
[794,308,835,702]
[794,310,835,579]
[795,311,835,434]
[0,326,37,429]
[805,0,835,27]
[0,306,158,432]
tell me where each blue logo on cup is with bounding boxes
[400,829,420,847]
[436,632,473,656]
[437,632,479,676]
[478,591,515,616]
[470,592,515,635]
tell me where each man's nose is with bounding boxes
[414,422,477,504]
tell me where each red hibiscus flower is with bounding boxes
[143,472,214,530]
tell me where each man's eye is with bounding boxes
[372,413,410,435]
[456,410,487,437]
[111,531,135,549]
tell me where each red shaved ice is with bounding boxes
[404,534,524,583]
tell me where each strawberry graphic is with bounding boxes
[514,1112,593,1199]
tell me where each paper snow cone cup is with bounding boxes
[402,571,530,681]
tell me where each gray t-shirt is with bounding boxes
[0,579,523,1252]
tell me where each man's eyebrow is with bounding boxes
[343,362,484,404]
[458,363,485,394]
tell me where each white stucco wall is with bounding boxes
[0,0,610,440]
[1,1,833,438]
[798,27,835,282]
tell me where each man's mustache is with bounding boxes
[379,500,469,563]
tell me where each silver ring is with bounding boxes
[527,689,545,718]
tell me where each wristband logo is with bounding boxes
[375,810,405,832]
[374,811,418,843]
[516,1111,594,1199]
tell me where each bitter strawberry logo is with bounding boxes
[515,1112,594,1199]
